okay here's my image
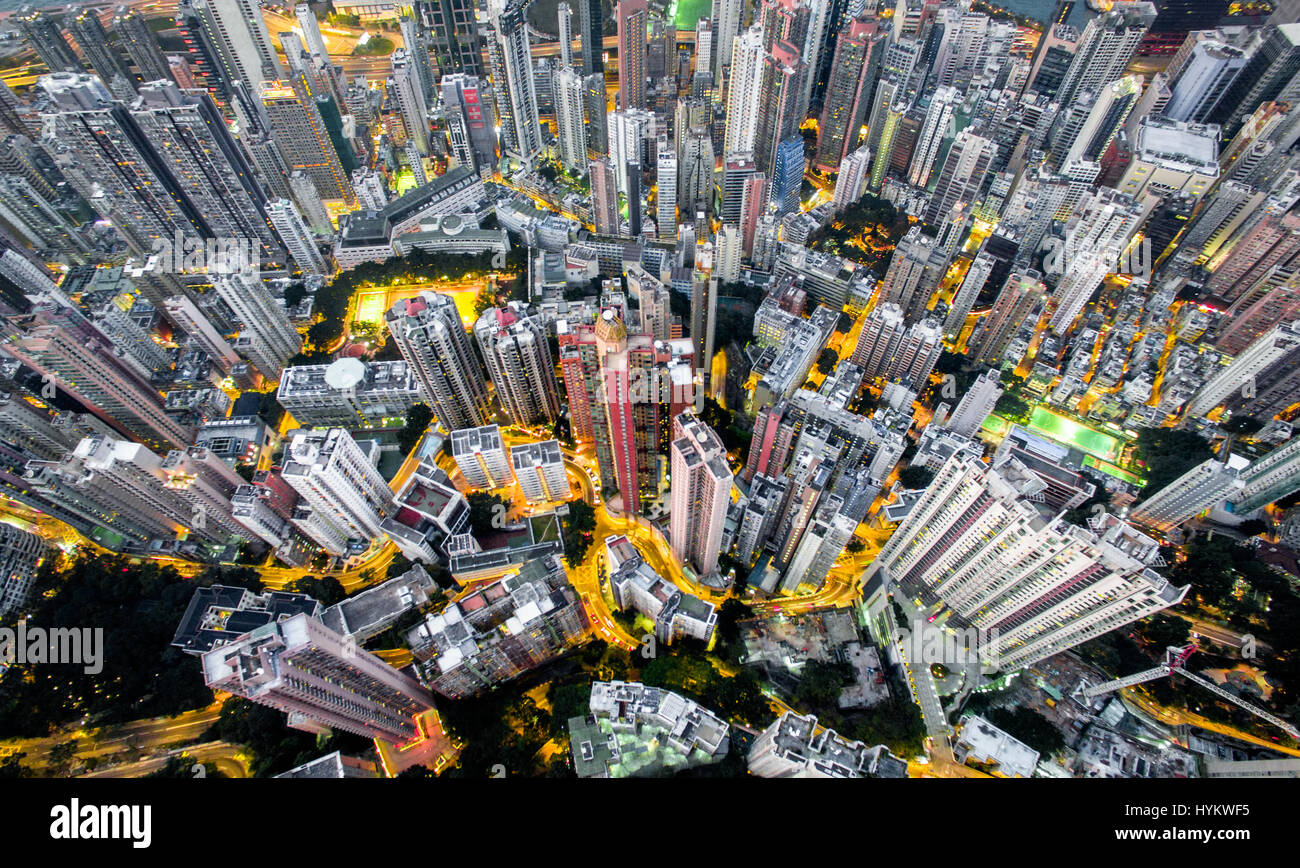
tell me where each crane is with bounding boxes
[1075,644,1300,740]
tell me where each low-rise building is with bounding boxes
[953,713,1040,778]
[748,711,905,778]
[405,555,587,697]
[278,359,421,429]
[569,680,731,778]
[605,534,717,645]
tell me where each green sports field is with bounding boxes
[670,0,712,29]
[1026,407,1122,463]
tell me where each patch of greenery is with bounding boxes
[0,556,220,738]
[1134,428,1215,499]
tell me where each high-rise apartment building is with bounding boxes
[493,0,544,163]
[814,18,881,173]
[511,440,570,504]
[1230,436,1300,515]
[590,156,620,235]
[0,523,47,617]
[474,304,561,425]
[260,77,355,205]
[386,291,490,430]
[616,0,649,110]
[202,612,436,743]
[267,198,328,274]
[66,8,137,98]
[5,304,194,451]
[211,268,302,380]
[390,49,431,155]
[280,428,396,555]
[946,369,1003,437]
[1055,2,1157,109]
[554,67,588,172]
[451,424,512,490]
[669,412,733,578]
[753,41,807,177]
[879,226,938,320]
[1130,455,1248,532]
[868,452,1187,669]
[16,7,80,73]
[1187,320,1300,418]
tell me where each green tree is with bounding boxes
[287,576,347,606]
[994,391,1031,420]
[983,707,1066,759]
[1135,428,1215,499]
[1137,613,1192,649]
[898,465,935,489]
[816,347,839,375]
[397,403,434,456]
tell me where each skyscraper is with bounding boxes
[583,73,609,156]
[130,81,284,261]
[511,440,570,504]
[65,8,137,99]
[260,77,355,205]
[36,74,206,255]
[711,0,744,81]
[557,2,575,68]
[1187,319,1300,418]
[723,25,765,158]
[923,130,995,226]
[386,291,490,430]
[183,0,286,94]
[442,74,498,172]
[211,267,302,380]
[492,0,544,163]
[1205,24,1300,136]
[607,107,655,200]
[573,0,603,75]
[590,156,621,235]
[879,226,938,320]
[616,0,649,110]
[5,304,194,451]
[669,412,733,578]
[267,198,327,275]
[280,428,396,553]
[16,7,80,74]
[474,305,561,425]
[1230,436,1300,515]
[752,41,807,176]
[908,86,960,188]
[391,49,431,155]
[1048,187,1147,333]
[112,9,175,86]
[972,269,1045,366]
[417,0,484,78]
[814,17,881,173]
[944,248,996,338]
[451,424,512,489]
[1129,455,1247,532]
[202,612,436,743]
[946,369,1003,437]
[868,451,1187,670]
[656,138,678,240]
[1055,2,1157,109]
[554,67,588,172]
[295,2,330,64]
